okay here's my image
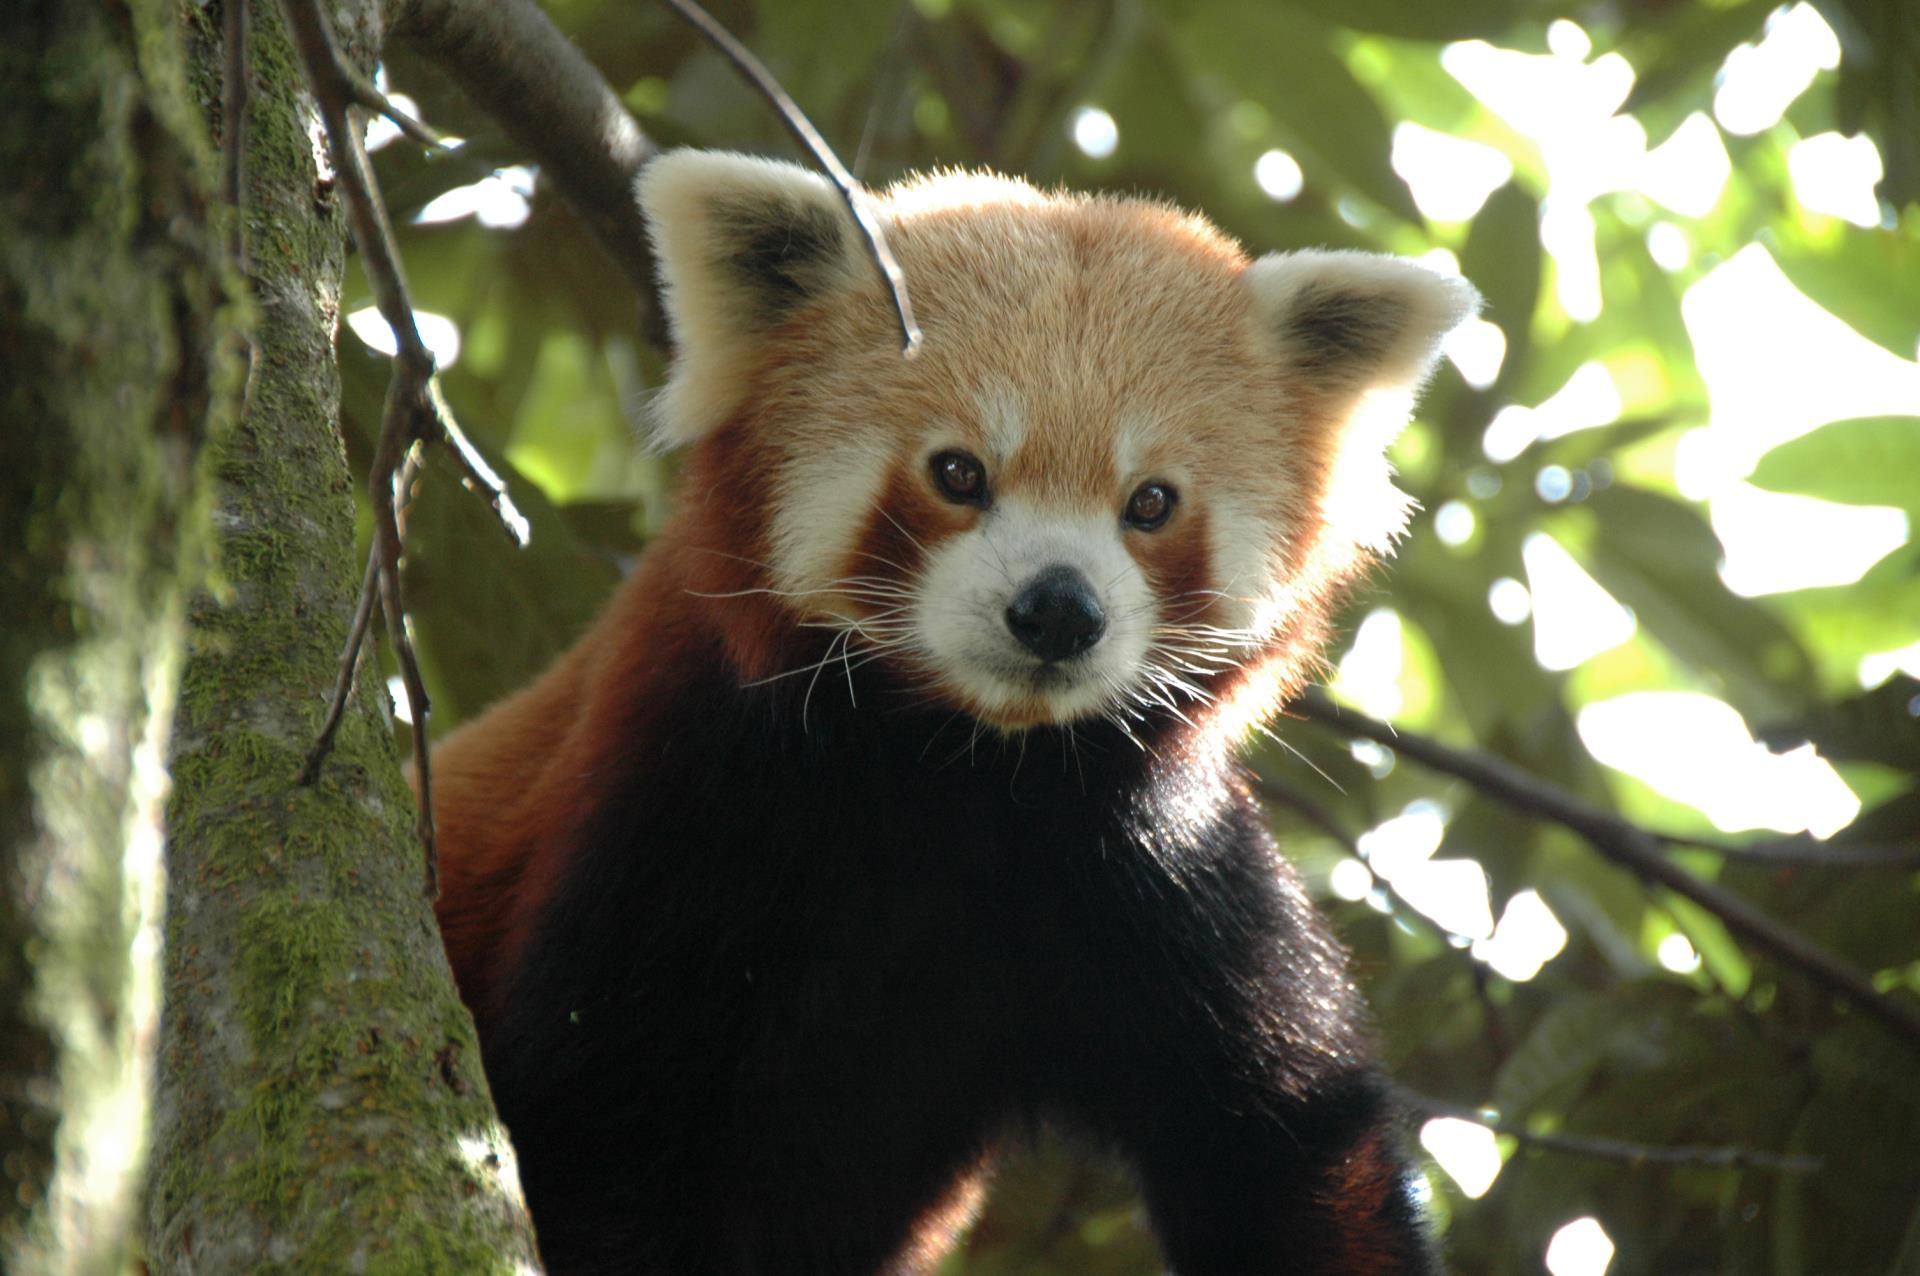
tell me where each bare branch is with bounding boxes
[283,0,529,886]
[393,0,660,314]
[297,539,382,788]
[371,431,437,892]
[282,0,426,359]
[1404,1092,1824,1174]
[426,377,530,544]
[1664,831,1920,869]
[1290,693,1920,1054]
[658,0,924,358]
[341,61,445,148]
[296,446,434,791]
[1252,770,1458,945]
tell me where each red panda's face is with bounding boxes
[640,155,1477,733]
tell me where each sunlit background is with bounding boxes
[353,3,1920,1271]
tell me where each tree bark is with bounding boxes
[142,0,540,1269]
[0,2,231,1271]
[394,0,658,309]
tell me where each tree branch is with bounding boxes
[392,0,659,311]
[1290,692,1920,1054]
[657,0,923,358]
[296,534,381,787]
[1252,769,1457,945]
[282,0,527,890]
[1663,831,1920,869]
[296,448,426,790]
[1404,1093,1824,1174]
[342,59,445,148]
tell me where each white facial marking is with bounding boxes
[973,385,1028,464]
[1113,412,1154,485]
[768,434,891,599]
[1202,491,1270,638]
[913,497,1154,724]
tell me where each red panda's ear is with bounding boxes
[1245,251,1479,558]
[637,150,865,446]
[1244,250,1479,402]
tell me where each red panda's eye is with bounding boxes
[931,449,988,504]
[1124,482,1177,531]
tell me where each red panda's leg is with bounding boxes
[717,1151,989,1276]
[1129,1076,1438,1276]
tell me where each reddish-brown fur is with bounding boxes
[434,419,800,1020]
[429,154,1470,1273]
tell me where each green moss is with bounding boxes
[144,1,538,1266]
[237,896,353,1036]
[1,0,249,1267]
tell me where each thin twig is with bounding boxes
[370,432,437,893]
[1664,831,1920,869]
[1291,693,1920,1054]
[342,63,446,148]
[427,377,530,543]
[281,0,525,544]
[1404,1092,1824,1174]
[283,0,430,365]
[1251,770,1456,945]
[296,449,427,788]
[1251,769,1362,857]
[297,539,382,787]
[657,0,923,358]
[283,0,527,891]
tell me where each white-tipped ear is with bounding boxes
[1246,250,1479,558]
[1245,249,1479,399]
[637,150,865,446]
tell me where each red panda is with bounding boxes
[430,150,1478,1275]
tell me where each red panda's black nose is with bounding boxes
[1005,565,1107,663]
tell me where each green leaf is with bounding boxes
[1840,785,1920,842]
[1280,0,1520,42]
[1460,181,1540,346]
[1458,181,1541,410]
[1817,0,1920,207]
[1372,954,1478,1067]
[752,0,903,126]
[1158,0,1422,225]
[1491,988,1649,1117]
[1572,485,1818,718]
[1617,0,1773,138]
[1769,210,1920,360]
[1748,416,1920,513]
[1757,674,1920,772]
[1663,895,1751,998]
[1772,543,1920,686]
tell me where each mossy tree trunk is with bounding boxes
[0,1,232,1270]
[3,0,541,1267]
[140,0,542,1270]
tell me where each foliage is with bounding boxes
[359,2,1920,1271]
